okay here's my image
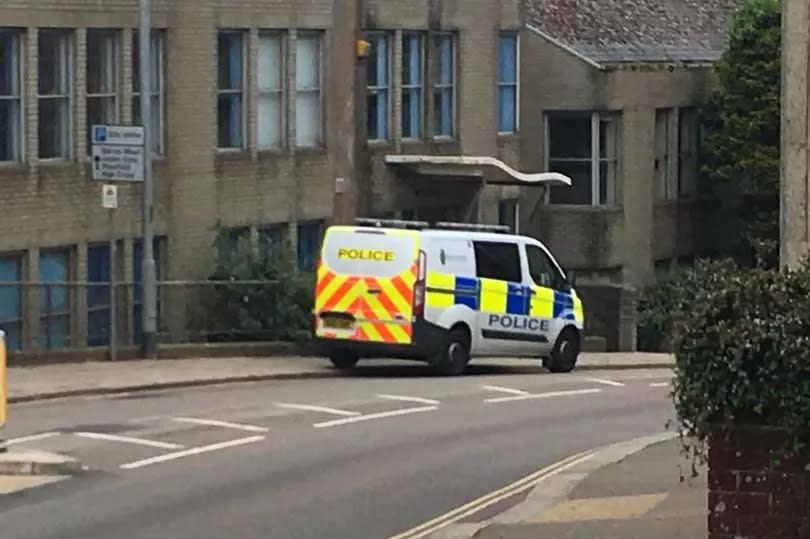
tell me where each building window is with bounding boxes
[133,237,164,345]
[498,199,518,232]
[259,224,286,257]
[655,108,677,200]
[0,30,23,162]
[39,248,72,349]
[38,30,72,159]
[432,34,454,138]
[86,29,119,154]
[217,30,245,149]
[295,33,322,147]
[366,32,390,141]
[86,244,111,347]
[678,108,698,197]
[497,33,518,133]
[402,32,423,139]
[0,253,22,351]
[132,29,164,155]
[546,111,619,205]
[257,32,285,150]
[297,221,323,272]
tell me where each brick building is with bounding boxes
[0,0,738,354]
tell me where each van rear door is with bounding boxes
[314,227,419,345]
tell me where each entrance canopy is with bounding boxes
[384,154,572,187]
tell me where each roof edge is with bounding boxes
[524,23,605,71]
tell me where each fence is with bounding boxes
[0,279,312,358]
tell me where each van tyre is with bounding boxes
[548,328,580,373]
[432,327,471,376]
[329,351,359,370]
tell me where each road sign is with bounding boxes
[102,184,118,209]
[91,125,145,182]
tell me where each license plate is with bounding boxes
[322,316,353,330]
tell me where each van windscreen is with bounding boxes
[321,230,416,278]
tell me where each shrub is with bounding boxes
[637,259,739,352]
[204,228,314,342]
[672,260,810,465]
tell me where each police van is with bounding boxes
[313,218,584,375]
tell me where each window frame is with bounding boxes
[37,29,74,160]
[38,246,74,350]
[401,31,424,140]
[132,29,165,156]
[0,252,24,351]
[86,29,121,156]
[677,107,699,198]
[365,31,391,142]
[216,29,247,151]
[0,29,24,162]
[473,240,523,284]
[544,110,620,206]
[431,32,455,139]
[654,107,678,201]
[497,31,519,135]
[257,30,286,151]
[294,31,324,148]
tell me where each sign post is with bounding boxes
[102,185,119,361]
[0,329,7,452]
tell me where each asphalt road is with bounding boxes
[0,363,675,539]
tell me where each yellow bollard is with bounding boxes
[0,330,6,432]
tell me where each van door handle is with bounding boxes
[367,288,381,294]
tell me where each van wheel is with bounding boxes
[329,351,359,370]
[548,328,580,374]
[432,327,470,376]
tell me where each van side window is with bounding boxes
[473,241,522,283]
[526,245,567,291]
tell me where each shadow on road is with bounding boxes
[346,362,548,379]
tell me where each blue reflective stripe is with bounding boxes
[506,283,529,315]
[553,290,575,320]
[454,276,479,309]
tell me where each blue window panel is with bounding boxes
[506,283,529,315]
[0,255,22,351]
[38,249,70,349]
[553,290,575,320]
[454,276,478,310]
[87,245,111,347]
[433,35,454,137]
[402,34,422,138]
[133,238,162,345]
[498,34,517,133]
[297,221,323,272]
[367,35,389,140]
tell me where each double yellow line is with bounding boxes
[389,449,595,539]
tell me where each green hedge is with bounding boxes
[672,260,810,461]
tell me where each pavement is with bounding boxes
[6,352,674,402]
[0,366,679,538]
[455,437,706,539]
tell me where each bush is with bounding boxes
[672,260,810,464]
[204,228,314,342]
[637,259,740,352]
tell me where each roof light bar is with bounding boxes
[434,222,511,234]
[355,218,430,230]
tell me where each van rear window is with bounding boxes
[322,230,416,278]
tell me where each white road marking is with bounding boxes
[649,382,671,388]
[274,402,361,417]
[173,417,269,433]
[481,385,530,396]
[377,394,440,406]
[73,432,184,450]
[585,377,626,387]
[389,450,595,539]
[120,435,265,470]
[313,406,438,428]
[5,432,61,446]
[485,388,602,404]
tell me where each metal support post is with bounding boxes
[0,329,7,453]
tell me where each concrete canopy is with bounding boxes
[384,155,572,187]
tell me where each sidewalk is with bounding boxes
[7,352,674,403]
[471,438,705,539]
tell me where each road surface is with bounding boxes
[0,362,675,539]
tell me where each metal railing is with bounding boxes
[0,279,310,357]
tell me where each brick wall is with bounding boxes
[708,427,810,538]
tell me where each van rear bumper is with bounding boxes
[314,319,448,361]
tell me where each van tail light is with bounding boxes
[413,250,427,318]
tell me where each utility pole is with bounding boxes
[139,0,157,356]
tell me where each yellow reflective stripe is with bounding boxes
[315,273,346,311]
[574,296,584,323]
[380,281,411,315]
[331,280,365,312]
[426,272,456,308]
[360,321,384,342]
[479,278,507,313]
[388,323,411,343]
[530,286,554,318]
